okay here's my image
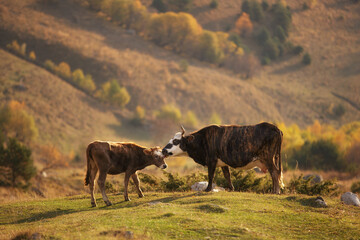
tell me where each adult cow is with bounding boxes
[162,122,284,194]
[85,141,167,207]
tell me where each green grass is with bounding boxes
[1,192,359,239]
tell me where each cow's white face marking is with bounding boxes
[163,132,186,156]
[154,149,163,157]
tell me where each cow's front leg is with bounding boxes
[132,172,144,198]
[221,166,234,191]
[205,160,216,192]
[124,171,132,201]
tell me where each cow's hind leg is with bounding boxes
[132,172,144,198]
[124,171,132,201]
[221,166,234,191]
[97,172,112,206]
[270,167,281,194]
[205,160,216,192]
[89,163,98,207]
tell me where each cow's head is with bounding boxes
[162,125,194,157]
[143,146,167,169]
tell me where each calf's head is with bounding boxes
[143,146,167,169]
[162,126,194,157]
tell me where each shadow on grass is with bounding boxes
[284,196,325,208]
[15,209,83,224]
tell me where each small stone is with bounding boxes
[315,196,327,207]
[341,192,360,206]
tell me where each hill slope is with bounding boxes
[0,0,359,141]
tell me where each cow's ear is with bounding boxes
[143,148,152,155]
[186,135,195,143]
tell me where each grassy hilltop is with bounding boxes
[1,192,360,239]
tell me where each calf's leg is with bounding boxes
[205,159,216,192]
[124,171,132,201]
[132,172,144,198]
[97,172,112,206]
[221,166,234,191]
[270,168,281,194]
[89,164,98,207]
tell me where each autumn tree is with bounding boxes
[96,79,131,107]
[234,12,253,37]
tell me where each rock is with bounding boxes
[303,174,323,183]
[341,192,360,206]
[315,196,327,207]
[191,182,216,191]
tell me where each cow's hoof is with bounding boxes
[204,188,212,192]
[91,202,97,207]
[105,201,112,206]
[138,194,144,198]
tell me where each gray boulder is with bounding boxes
[341,192,360,206]
[303,174,323,183]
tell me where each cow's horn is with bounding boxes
[180,125,186,135]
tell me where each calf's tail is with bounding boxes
[84,144,92,186]
[277,130,284,189]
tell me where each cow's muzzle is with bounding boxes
[160,164,168,169]
[162,149,172,156]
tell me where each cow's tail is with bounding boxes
[277,129,285,189]
[84,144,93,186]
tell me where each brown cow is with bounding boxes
[84,141,167,206]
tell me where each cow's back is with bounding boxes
[192,123,282,168]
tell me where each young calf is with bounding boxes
[84,141,167,206]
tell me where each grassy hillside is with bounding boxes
[0,49,141,152]
[1,192,359,239]
[1,0,359,131]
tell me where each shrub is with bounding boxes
[151,0,167,12]
[271,2,292,35]
[209,0,218,9]
[20,43,27,56]
[87,0,103,11]
[96,79,131,107]
[155,104,182,122]
[161,172,190,191]
[183,111,198,129]
[287,175,339,196]
[179,59,189,72]
[79,74,96,92]
[332,104,346,118]
[242,0,264,22]
[197,30,224,64]
[228,33,242,47]
[302,52,311,65]
[263,38,279,60]
[234,12,253,37]
[0,101,38,144]
[72,68,85,84]
[0,138,36,188]
[274,25,286,42]
[29,51,36,61]
[167,0,193,12]
[261,57,271,65]
[256,27,270,44]
[351,181,360,193]
[44,59,56,71]
[131,105,146,125]
[292,45,304,55]
[209,112,221,125]
[224,53,260,78]
[290,139,345,171]
[6,40,20,53]
[55,62,72,79]
[261,0,269,11]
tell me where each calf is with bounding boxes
[162,123,284,194]
[84,141,167,206]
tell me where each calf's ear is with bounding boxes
[143,148,152,155]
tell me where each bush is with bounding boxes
[241,0,264,22]
[0,101,38,144]
[302,53,311,65]
[271,2,292,35]
[179,59,189,72]
[256,27,270,44]
[55,62,72,79]
[261,0,269,11]
[209,0,218,9]
[228,33,242,47]
[6,40,20,53]
[263,38,279,60]
[161,172,190,191]
[274,25,286,42]
[20,43,27,56]
[351,181,360,193]
[155,104,182,122]
[0,138,36,188]
[234,13,253,37]
[87,0,103,11]
[287,175,339,196]
[44,59,56,71]
[261,57,271,65]
[183,111,198,129]
[209,112,222,125]
[290,139,345,171]
[152,0,167,12]
[292,45,304,55]
[29,51,36,61]
[131,105,146,125]
[96,79,131,107]
[197,30,224,64]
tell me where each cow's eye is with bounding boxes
[173,139,180,145]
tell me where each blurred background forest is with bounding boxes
[0,0,359,201]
